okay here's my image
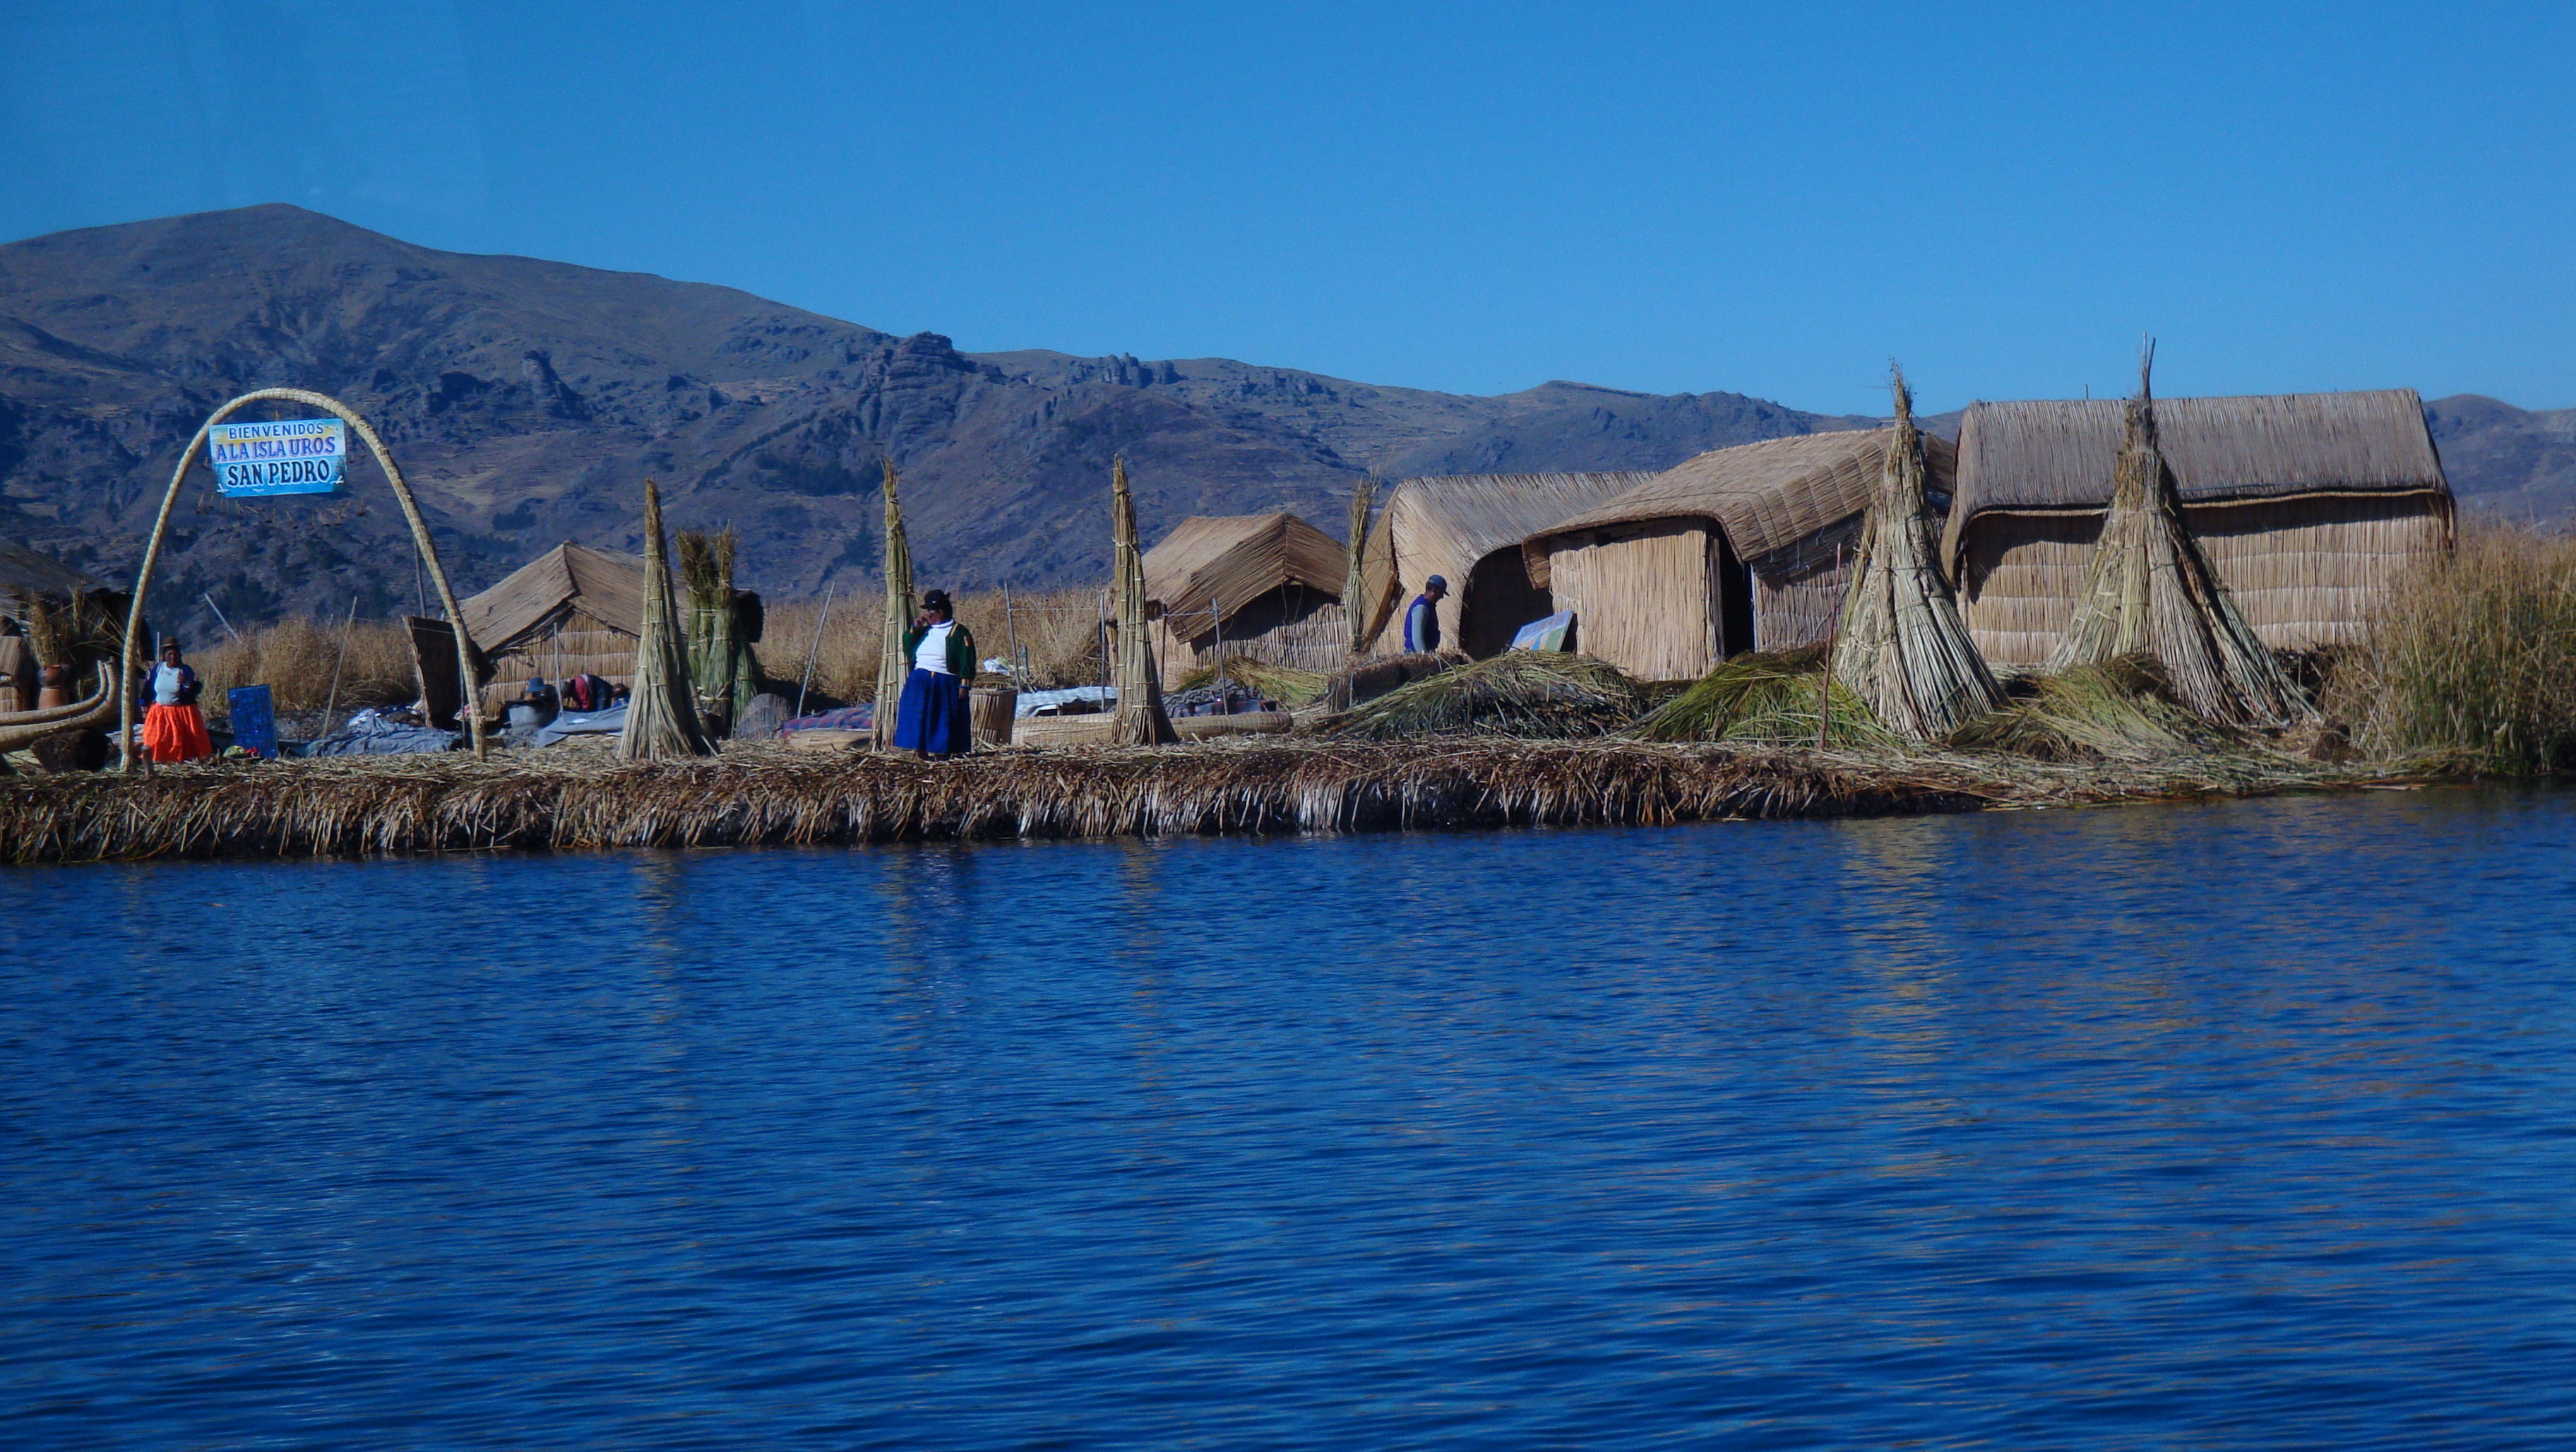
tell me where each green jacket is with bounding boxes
[900,621,978,680]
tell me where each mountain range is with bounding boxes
[1,204,2568,633]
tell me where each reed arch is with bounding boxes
[121,388,487,766]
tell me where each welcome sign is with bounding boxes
[209,417,346,496]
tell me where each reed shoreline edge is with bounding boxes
[0,737,2429,865]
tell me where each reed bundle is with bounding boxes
[1630,647,1896,747]
[1109,458,1176,744]
[871,460,915,749]
[616,480,714,760]
[1320,653,1645,740]
[2048,342,2310,728]
[1830,367,2002,739]
[0,734,2387,864]
[678,525,755,729]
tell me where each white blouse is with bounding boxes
[913,621,955,674]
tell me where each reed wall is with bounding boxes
[1153,585,1347,680]
[1956,494,2452,667]
[1546,521,1718,681]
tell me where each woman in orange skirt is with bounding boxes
[142,640,214,763]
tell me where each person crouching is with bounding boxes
[143,640,214,764]
[894,589,976,761]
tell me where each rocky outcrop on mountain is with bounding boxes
[0,206,1875,631]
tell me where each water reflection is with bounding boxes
[5,789,2575,1448]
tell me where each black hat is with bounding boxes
[922,589,954,614]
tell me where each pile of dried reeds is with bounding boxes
[1320,653,1645,739]
[1947,656,2235,763]
[0,734,2393,863]
[1173,658,1329,706]
[1631,647,1895,747]
[2327,525,2576,774]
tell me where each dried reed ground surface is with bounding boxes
[0,737,2404,864]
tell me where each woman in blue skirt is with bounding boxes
[893,589,977,760]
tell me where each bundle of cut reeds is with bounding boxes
[2049,341,2310,729]
[1830,366,2002,739]
[616,480,715,761]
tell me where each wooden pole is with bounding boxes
[201,593,246,647]
[320,593,359,739]
[796,585,835,719]
[1003,581,1022,687]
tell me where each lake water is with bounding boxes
[6,791,2575,1449]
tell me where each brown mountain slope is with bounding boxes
[0,206,1873,631]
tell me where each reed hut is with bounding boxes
[407,542,647,722]
[1143,512,1348,680]
[1943,390,2454,668]
[1522,431,1950,681]
[1356,472,1650,659]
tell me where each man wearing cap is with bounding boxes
[1403,575,1448,654]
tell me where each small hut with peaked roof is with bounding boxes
[1943,389,2454,668]
[1521,430,1950,681]
[1143,512,1349,680]
[404,542,650,720]
[1356,472,1650,659]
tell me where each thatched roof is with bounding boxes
[0,539,109,603]
[1525,430,1949,584]
[460,542,646,651]
[1359,471,1650,638]
[1144,513,1345,625]
[1944,389,2447,564]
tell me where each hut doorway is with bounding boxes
[1711,529,1754,658]
[1460,548,1554,658]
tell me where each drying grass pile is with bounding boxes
[195,617,417,715]
[2327,526,2576,775]
[1632,647,1895,748]
[1946,656,2235,763]
[1320,653,1645,740]
[1172,657,1329,706]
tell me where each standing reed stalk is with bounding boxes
[2329,525,2576,773]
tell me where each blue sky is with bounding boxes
[3,1,2569,415]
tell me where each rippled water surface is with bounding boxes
[8,790,2576,1449]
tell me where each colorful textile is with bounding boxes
[141,703,213,763]
[892,666,969,755]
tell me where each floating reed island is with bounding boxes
[0,732,2411,865]
[7,352,2553,866]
